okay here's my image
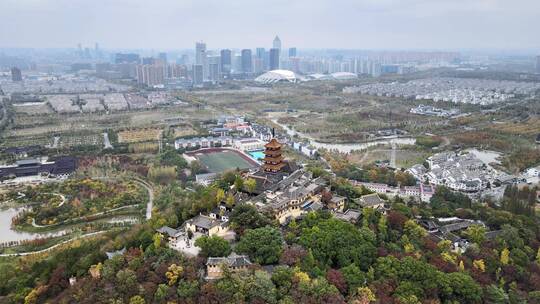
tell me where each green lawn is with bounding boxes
[197,151,257,173]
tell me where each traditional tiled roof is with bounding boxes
[358,193,384,207]
[207,253,251,267]
[157,226,178,237]
[265,138,282,149]
[186,215,221,230]
[334,209,361,222]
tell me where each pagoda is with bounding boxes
[262,138,286,173]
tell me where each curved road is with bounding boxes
[0,231,106,257]
[133,178,154,220]
[91,176,154,220]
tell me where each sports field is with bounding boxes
[196,150,258,173]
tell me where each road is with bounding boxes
[0,231,106,257]
[31,204,140,228]
[92,176,154,220]
[390,141,397,168]
[103,132,113,149]
[133,178,154,220]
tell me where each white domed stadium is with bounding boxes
[330,72,358,80]
[255,70,299,84]
[307,73,333,80]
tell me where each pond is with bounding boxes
[0,208,68,243]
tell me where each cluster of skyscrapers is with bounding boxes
[30,37,478,88]
[192,36,287,84]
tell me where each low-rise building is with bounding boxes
[326,195,346,212]
[156,226,184,247]
[174,136,232,149]
[356,193,386,212]
[233,138,266,151]
[185,214,229,236]
[354,181,434,203]
[252,170,326,224]
[206,253,252,280]
[334,209,361,223]
[0,156,77,180]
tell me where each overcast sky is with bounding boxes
[1,0,539,51]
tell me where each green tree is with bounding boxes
[464,225,486,245]
[271,266,294,296]
[226,193,235,208]
[194,235,232,257]
[245,270,278,304]
[403,219,427,244]
[485,284,508,304]
[116,269,137,295]
[229,204,271,234]
[441,272,482,303]
[299,218,377,269]
[234,175,244,191]
[244,178,257,193]
[177,279,199,298]
[236,227,283,264]
[154,284,169,302]
[215,188,225,204]
[129,295,146,304]
[340,264,366,295]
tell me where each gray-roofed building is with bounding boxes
[105,248,126,259]
[185,214,228,236]
[156,226,184,246]
[206,253,251,280]
[356,193,386,210]
[334,209,361,223]
[438,220,484,234]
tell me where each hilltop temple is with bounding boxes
[246,136,298,194]
[262,138,286,173]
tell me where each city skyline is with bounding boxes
[1,0,540,50]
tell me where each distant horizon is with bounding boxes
[1,46,539,56]
[1,0,539,51]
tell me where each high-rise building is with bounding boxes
[288,47,297,58]
[142,57,156,65]
[195,42,207,79]
[220,49,232,75]
[94,43,101,59]
[256,48,267,71]
[208,56,221,81]
[11,67,22,81]
[136,64,165,87]
[158,52,168,64]
[273,36,281,50]
[77,43,83,58]
[241,49,252,73]
[269,48,280,70]
[209,63,220,82]
[167,64,188,78]
[536,56,540,74]
[192,64,204,86]
[115,53,140,64]
[253,58,265,73]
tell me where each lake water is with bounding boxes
[0,208,68,243]
[271,119,416,153]
[0,208,140,243]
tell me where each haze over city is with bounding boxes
[2,1,540,304]
[1,0,540,50]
